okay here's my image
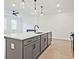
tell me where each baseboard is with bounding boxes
[52,37,71,41]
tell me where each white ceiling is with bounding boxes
[4,0,74,16]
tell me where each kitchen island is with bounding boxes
[5,32,52,59]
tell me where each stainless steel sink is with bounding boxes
[35,32,43,34]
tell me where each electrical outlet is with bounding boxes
[11,43,15,49]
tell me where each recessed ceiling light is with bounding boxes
[12,4,16,7]
[22,2,25,5]
[56,4,60,7]
[58,10,62,12]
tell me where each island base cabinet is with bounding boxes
[6,38,23,59]
[48,32,52,45]
[5,32,52,59]
[24,40,41,59]
[24,43,33,59]
[33,40,41,59]
[41,34,48,52]
[41,38,45,52]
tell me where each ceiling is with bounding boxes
[4,0,74,16]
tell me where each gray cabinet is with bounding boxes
[24,36,41,59]
[6,38,23,59]
[40,37,45,52]
[41,34,48,52]
[47,32,52,45]
[33,40,40,59]
[5,32,52,59]
[24,43,33,59]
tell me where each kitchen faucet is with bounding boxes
[26,25,39,32]
[34,25,39,32]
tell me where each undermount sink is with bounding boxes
[35,32,43,34]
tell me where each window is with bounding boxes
[4,18,7,30]
[11,19,17,30]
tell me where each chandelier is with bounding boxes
[33,0,44,16]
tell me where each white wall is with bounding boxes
[4,12,74,40]
[22,12,74,40]
[4,14,23,34]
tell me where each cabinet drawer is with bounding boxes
[34,36,40,40]
[41,33,48,38]
[24,36,40,45]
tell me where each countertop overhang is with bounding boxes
[4,31,51,40]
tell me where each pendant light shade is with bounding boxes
[34,0,37,2]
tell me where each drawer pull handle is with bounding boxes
[36,38,38,39]
[27,40,32,42]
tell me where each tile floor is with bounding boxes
[38,39,73,59]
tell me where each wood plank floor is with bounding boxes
[38,39,73,59]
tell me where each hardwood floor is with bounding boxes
[38,39,73,59]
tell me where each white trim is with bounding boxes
[52,37,71,40]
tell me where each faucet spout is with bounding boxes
[34,25,39,32]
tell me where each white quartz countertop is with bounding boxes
[4,31,51,40]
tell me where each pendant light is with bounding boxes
[22,0,25,9]
[22,0,25,5]
[40,5,44,16]
[34,0,37,13]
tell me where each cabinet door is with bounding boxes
[33,40,41,59]
[48,32,52,45]
[24,43,33,59]
[41,34,48,52]
[44,36,48,48]
[41,37,45,52]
